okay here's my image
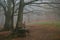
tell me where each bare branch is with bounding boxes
[31,2,60,4]
[24,0,38,5]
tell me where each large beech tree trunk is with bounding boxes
[16,0,24,29]
[4,15,12,30]
[4,0,12,30]
[4,0,15,31]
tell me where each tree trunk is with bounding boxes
[4,0,13,31]
[4,15,12,30]
[11,0,15,30]
[16,0,24,29]
[3,6,13,31]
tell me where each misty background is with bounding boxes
[0,0,60,27]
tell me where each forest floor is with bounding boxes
[0,22,60,40]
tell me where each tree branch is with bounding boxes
[24,0,38,5]
[30,2,60,4]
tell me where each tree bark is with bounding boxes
[4,14,13,30]
[11,0,15,30]
[16,0,24,29]
[4,0,12,30]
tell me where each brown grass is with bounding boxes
[0,24,60,40]
[12,24,60,40]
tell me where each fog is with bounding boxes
[0,0,60,26]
